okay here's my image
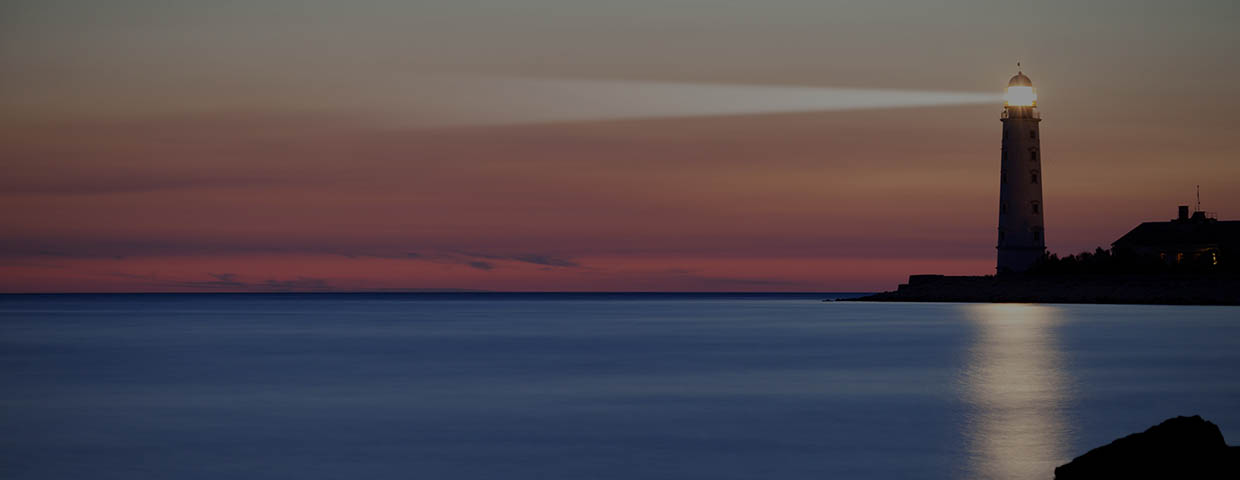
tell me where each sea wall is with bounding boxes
[846,273,1240,305]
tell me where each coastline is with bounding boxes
[840,273,1240,306]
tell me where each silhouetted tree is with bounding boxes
[1026,247,1210,275]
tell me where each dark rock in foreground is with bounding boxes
[842,273,1240,305]
[1055,415,1240,479]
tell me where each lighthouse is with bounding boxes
[996,69,1046,273]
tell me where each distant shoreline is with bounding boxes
[0,291,868,298]
[841,273,1240,306]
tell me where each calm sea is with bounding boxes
[2,293,1238,479]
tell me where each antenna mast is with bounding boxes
[1196,185,1201,212]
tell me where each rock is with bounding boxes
[1055,415,1240,479]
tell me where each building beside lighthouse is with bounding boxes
[996,70,1046,273]
[1112,206,1239,269]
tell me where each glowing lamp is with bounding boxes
[1004,86,1037,107]
[1004,71,1037,107]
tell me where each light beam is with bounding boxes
[399,76,1003,127]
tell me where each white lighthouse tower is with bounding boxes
[996,68,1046,273]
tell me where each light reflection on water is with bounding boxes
[961,304,1075,479]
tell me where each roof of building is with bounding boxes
[1008,72,1033,87]
[1112,219,1240,248]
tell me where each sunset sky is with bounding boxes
[3,0,1239,292]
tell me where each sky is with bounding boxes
[3,0,1239,292]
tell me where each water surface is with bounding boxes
[2,294,1237,479]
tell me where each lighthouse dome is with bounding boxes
[1004,70,1037,106]
[1008,72,1033,87]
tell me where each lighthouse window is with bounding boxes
[1031,170,1039,184]
[1001,170,1007,184]
[1031,201,1041,214]
[1029,148,1039,162]
[1030,130,1037,139]
[1033,230,1042,242]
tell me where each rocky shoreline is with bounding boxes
[1055,415,1239,479]
[841,273,1240,305]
